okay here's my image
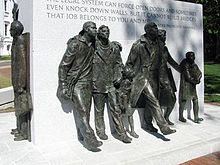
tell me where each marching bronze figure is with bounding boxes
[158,29,180,125]
[58,21,102,152]
[92,25,131,143]
[179,51,203,123]
[125,22,176,135]
[10,3,32,141]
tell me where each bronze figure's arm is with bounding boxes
[125,43,139,79]
[166,48,180,72]
[112,41,124,86]
[58,41,78,96]
[182,63,198,85]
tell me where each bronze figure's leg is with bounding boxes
[108,91,132,143]
[164,107,174,125]
[143,106,158,132]
[72,83,102,152]
[14,114,28,141]
[126,106,138,138]
[143,85,176,135]
[93,92,108,140]
[192,97,203,123]
[164,94,176,125]
[143,71,160,132]
[128,114,139,138]
[143,108,158,132]
[77,128,83,141]
[179,100,187,122]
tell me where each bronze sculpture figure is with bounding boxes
[118,68,139,138]
[125,22,176,135]
[10,3,32,141]
[92,25,131,143]
[58,21,103,152]
[179,51,203,123]
[158,29,180,125]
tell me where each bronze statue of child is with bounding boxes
[118,69,139,138]
[179,51,203,123]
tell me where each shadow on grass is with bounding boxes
[204,75,220,93]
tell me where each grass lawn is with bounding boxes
[204,63,220,103]
[204,63,220,93]
[205,94,220,103]
[0,75,11,88]
[0,55,11,61]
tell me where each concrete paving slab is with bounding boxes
[0,103,219,165]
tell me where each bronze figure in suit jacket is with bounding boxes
[10,3,32,142]
[92,25,131,143]
[58,22,103,152]
[125,22,176,135]
[158,29,180,125]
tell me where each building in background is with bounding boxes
[0,0,13,56]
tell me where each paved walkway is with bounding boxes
[0,67,11,78]
[0,60,11,68]
[0,60,11,78]
[180,151,220,165]
[0,103,220,165]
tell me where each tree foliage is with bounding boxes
[177,0,220,34]
[177,0,220,62]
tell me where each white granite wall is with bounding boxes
[18,0,203,145]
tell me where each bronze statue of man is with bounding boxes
[125,22,176,135]
[58,21,102,152]
[10,3,32,141]
[179,51,203,123]
[158,29,180,125]
[92,25,131,143]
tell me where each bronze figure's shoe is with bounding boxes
[83,139,101,152]
[77,128,84,141]
[11,128,19,135]
[14,135,27,141]
[94,140,103,147]
[194,118,203,123]
[97,132,108,140]
[194,119,200,123]
[91,138,103,147]
[166,119,174,125]
[179,117,187,122]
[121,136,132,143]
[142,125,158,133]
[115,133,132,143]
[14,133,21,137]
[161,127,176,135]
[11,128,17,132]
[128,131,139,138]
[77,135,84,142]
